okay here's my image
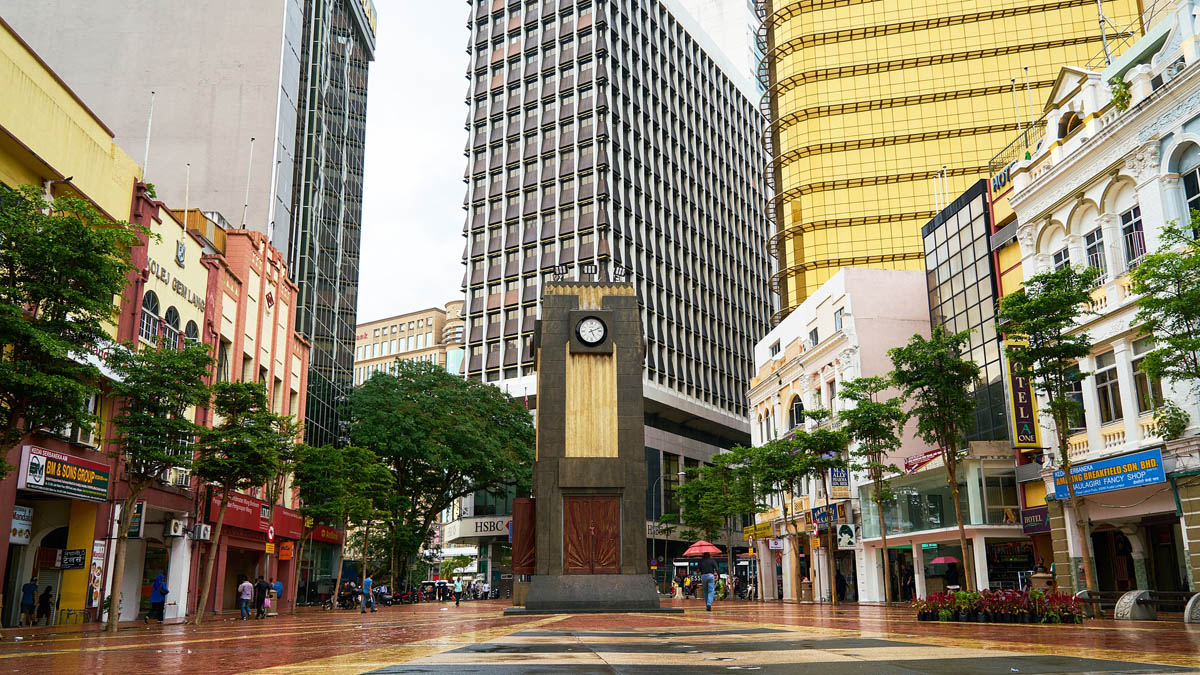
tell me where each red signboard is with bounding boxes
[207,490,302,539]
[312,524,344,544]
[904,448,942,474]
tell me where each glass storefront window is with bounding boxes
[860,461,1018,538]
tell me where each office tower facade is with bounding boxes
[458,0,771,558]
[674,0,764,93]
[353,300,467,385]
[1,0,378,447]
[759,0,1143,320]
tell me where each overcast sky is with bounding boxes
[357,1,467,323]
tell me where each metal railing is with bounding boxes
[1123,229,1147,270]
[987,117,1048,179]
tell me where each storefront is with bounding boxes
[442,515,511,596]
[193,490,302,615]
[297,524,343,605]
[4,446,109,627]
[109,498,194,622]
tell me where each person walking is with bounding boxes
[272,577,284,609]
[36,586,54,626]
[361,573,376,613]
[254,576,270,619]
[699,552,718,612]
[148,572,169,624]
[19,576,37,627]
[835,570,847,603]
[453,578,463,607]
[237,576,253,620]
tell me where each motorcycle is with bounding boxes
[373,586,393,607]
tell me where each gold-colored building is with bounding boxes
[763,0,1143,319]
[353,300,466,385]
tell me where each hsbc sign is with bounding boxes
[444,515,512,544]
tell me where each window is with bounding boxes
[1132,337,1163,414]
[1094,351,1123,424]
[769,340,780,356]
[1052,248,1070,271]
[1181,149,1200,234]
[184,320,200,342]
[834,308,844,332]
[139,291,161,342]
[216,341,231,383]
[162,307,181,349]
[1084,229,1106,277]
[788,396,804,429]
[808,328,819,347]
[1120,205,1146,268]
[664,453,681,514]
[826,380,838,412]
[1065,365,1086,431]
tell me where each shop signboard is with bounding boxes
[10,505,33,544]
[312,525,344,544]
[904,448,941,474]
[836,524,855,549]
[1021,505,1050,534]
[265,542,275,555]
[207,489,303,538]
[742,522,773,540]
[61,548,87,569]
[829,467,850,499]
[811,502,849,528]
[1004,339,1042,449]
[17,446,109,502]
[127,501,145,538]
[87,540,105,608]
[279,541,294,560]
[1053,448,1166,499]
[767,538,784,550]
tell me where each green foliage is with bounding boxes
[1110,78,1131,112]
[888,326,981,456]
[838,376,903,499]
[998,265,1098,452]
[106,338,213,489]
[1152,400,1190,440]
[0,185,145,479]
[349,360,534,571]
[1131,218,1200,400]
[293,444,349,526]
[440,554,473,580]
[194,382,282,494]
[675,448,757,543]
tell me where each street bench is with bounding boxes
[1078,589,1200,622]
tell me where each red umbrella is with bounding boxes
[681,540,723,557]
[930,556,959,565]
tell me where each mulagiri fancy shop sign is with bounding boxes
[1053,448,1166,499]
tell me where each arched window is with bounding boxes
[139,291,160,342]
[163,307,181,349]
[788,396,804,430]
[1179,143,1200,234]
[1058,111,1082,139]
[184,320,200,343]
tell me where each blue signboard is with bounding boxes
[1053,448,1166,499]
[812,504,836,525]
[829,466,850,499]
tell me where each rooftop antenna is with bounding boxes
[1098,0,1111,65]
[141,91,156,178]
[183,163,191,230]
[240,137,255,229]
[933,167,943,212]
[1011,78,1026,148]
[941,166,949,210]
[1024,66,1035,133]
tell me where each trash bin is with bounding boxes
[799,580,813,602]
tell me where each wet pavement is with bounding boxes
[0,599,1196,673]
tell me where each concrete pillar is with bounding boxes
[1175,476,1200,590]
[966,462,984,526]
[972,534,989,591]
[913,545,927,599]
[166,535,191,621]
[1121,526,1150,590]
[1046,500,1078,594]
[1112,339,1141,447]
[1078,354,1102,454]
[209,538,228,615]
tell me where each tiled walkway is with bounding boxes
[0,599,1196,673]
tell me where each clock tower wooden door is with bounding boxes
[562,496,620,574]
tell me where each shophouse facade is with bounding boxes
[747,268,931,603]
[1006,1,1200,595]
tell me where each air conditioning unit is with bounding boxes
[192,523,212,541]
[166,519,186,537]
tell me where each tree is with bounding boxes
[799,409,849,605]
[753,437,817,601]
[675,447,758,584]
[349,361,533,582]
[261,415,302,604]
[291,444,346,613]
[0,185,143,479]
[889,327,981,592]
[440,554,473,581]
[999,265,1100,597]
[191,382,282,624]
[103,338,212,629]
[838,376,905,605]
[1131,217,1200,402]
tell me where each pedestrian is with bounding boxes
[835,570,847,603]
[361,573,376,613]
[482,580,490,599]
[148,572,169,624]
[36,586,53,626]
[682,574,691,599]
[19,576,37,627]
[237,575,253,620]
[699,552,718,611]
[254,575,270,619]
[453,577,463,606]
[272,577,284,604]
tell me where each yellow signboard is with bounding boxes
[743,522,773,539]
[265,542,275,555]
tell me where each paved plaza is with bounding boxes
[0,600,1197,673]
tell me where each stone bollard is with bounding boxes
[1113,590,1155,621]
[1185,593,1200,625]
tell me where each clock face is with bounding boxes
[576,317,607,346]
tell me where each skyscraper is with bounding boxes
[0,0,377,446]
[760,0,1142,320]
[459,0,770,544]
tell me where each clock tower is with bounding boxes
[510,281,668,612]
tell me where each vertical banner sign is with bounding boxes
[88,540,106,609]
[10,505,33,544]
[126,501,145,538]
[1004,339,1042,449]
[829,467,850,499]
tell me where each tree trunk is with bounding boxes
[822,476,837,606]
[330,514,348,610]
[290,527,309,614]
[192,490,231,625]
[725,518,735,601]
[361,520,370,589]
[105,492,139,631]
[945,448,975,593]
[876,492,892,605]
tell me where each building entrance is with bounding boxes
[563,496,619,574]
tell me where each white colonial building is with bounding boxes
[1007,0,1200,595]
